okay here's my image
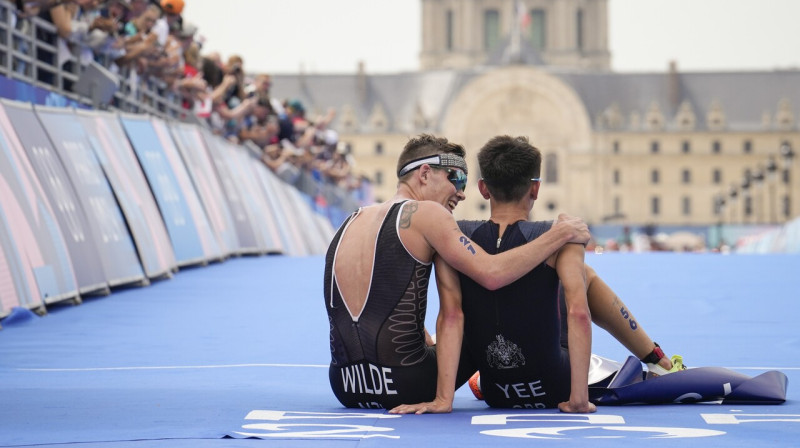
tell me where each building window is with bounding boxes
[612,169,620,185]
[712,168,722,184]
[483,9,500,51]
[743,139,752,154]
[651,196,660,215]
[375,142,383,155]
[682,196,691,216]
[651,169,660,184]
[576,9,584,51]
[529,9,546,50]
[446,10,454,51]
[682,169,691,184]
[712,140,721,154]
[612,140,620,154]
[682,140,691,154]
[650,141,660,154]
[613,196,621,214]
[545,153,558,184]
[375,171,383,186]
[744,196,753,217]
[784,195,792,218]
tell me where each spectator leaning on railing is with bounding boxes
[7,0,371,210]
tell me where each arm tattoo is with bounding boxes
[459,235,477,255]
[399,202,418,229]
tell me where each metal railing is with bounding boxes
[0,0,192,122]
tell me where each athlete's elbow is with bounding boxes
[439,307,464,326]
[568,308,592,327]
[474,274,503,291]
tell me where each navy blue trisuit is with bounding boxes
[457,219,571,409]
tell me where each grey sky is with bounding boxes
[182,0,800,74]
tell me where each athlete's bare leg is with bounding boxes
[585,265,673,371]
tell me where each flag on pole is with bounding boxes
[516,0,531,29]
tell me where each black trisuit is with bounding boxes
[325,201,438,409]
[458,219,571,409]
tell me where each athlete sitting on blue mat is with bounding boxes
[390,135,685,414]
[324,134,592,410]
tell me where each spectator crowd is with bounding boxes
[10,0,367,211]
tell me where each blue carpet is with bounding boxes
[1,253,799,447]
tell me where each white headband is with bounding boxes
[397,153,468,177]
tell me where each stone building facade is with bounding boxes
[271,0,798,228]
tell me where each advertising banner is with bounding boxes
[0,102,78,309]
[247,153,308,257]
[203,132,284,254]
[168,122,242,256]
[285,187,334,254]
[1,100,108,295]
[120,115,216,266]
[149,118,222,262]
[35,106,145,288]
[77,110,177,279]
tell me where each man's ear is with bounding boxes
[477,179,491,199]
[418,164,432,184]
[531,180,540,200]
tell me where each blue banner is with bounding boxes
[2,101,108,295]
[77,110,177,280]
[168,122,243,256]
[120,115,210,266]
[202,131,284,254]
[35,106,145,288]
[0,102,78,308]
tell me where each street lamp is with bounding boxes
[714,194,726,248]
[766,156,778,223]
[741,169,752,223]
[728,184,739,224]
[751,166,765,223]
[780,143,795,220]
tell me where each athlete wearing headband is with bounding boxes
[398,153,468,193]
[324,134,590,411]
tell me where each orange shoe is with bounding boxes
[468,371,484,400]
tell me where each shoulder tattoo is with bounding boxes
[399,202,418,229]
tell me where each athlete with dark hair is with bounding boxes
[390,135,683,414]
[324,134,591,410]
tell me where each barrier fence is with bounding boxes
[735,217,800,254]
[0,100,336,319]
[0,0,189,121]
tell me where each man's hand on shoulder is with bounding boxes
[555,213,591,246]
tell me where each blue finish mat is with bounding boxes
[1,253,799,447]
